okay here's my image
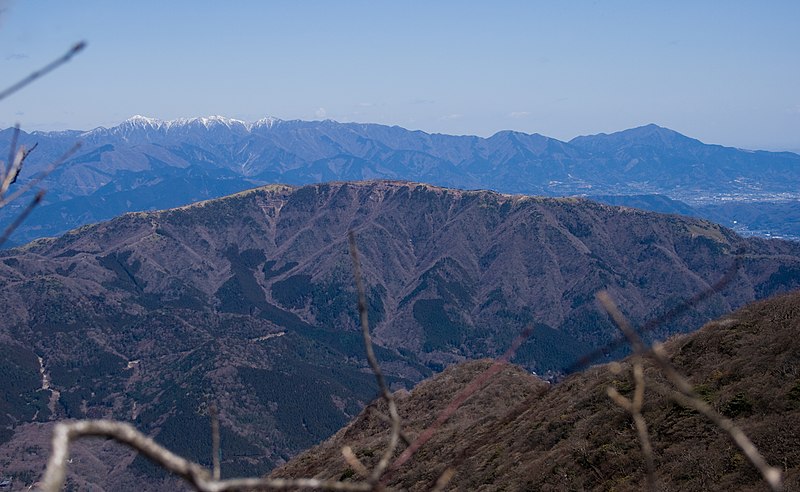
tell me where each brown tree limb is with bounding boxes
[3,124,20,183]
[38,420,375,492]
[0,42,86,102]
[0,142,80,209]
[0,189,44,247]
[597,290,783,492]
[388,326,534,474]
[341,446,371,479]
[568,253,743,373]
[607,361,657,491]
[210,404,221,481]
[348,231,402,486]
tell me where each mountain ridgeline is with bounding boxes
[1,117,798,245]
[0,181,799,488]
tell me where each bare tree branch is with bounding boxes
[0,189,44,247]
[1,126,38,198]
[430,468,455,492]
[38,420,376,492]
[3,124,20,181]
[597,290,783,492]
[366,407,412,446]
[40,420,211,492]
[348,231,401,485]
[650,376,784,491]
[0,42,86,102]
[341,446,370,479]
[0,142,80,209]
[1,145,24,196]
[568,252,743,373]
[210,404,221,481]
[607,361,657,491]
[389,326,534,474]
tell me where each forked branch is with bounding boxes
[597,290,783,492]
[607,361,657,491]
[348,231,402,485]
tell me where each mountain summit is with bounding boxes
[569,123,704,152]
[1,118,798,245]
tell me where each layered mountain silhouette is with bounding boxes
[0,181,799,488]
[1,117,798,244]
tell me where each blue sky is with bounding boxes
[1,0,798,151]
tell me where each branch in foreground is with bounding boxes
[607,361,657,491]
[0,42,86,102]
[348,231,402,484]
[597,290,783,492]
[0,189,44,247]
[388,326,534,475]
[0,142,80,209]
[38,420,373,492]
[567,252,743,373]
[3,124,20,183]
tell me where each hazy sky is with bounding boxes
[1,1,798,151]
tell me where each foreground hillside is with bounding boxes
[0,180,799,488]
[273,291,800,491]
[2,118,799,244]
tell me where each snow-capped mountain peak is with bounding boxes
[83,115,283,138]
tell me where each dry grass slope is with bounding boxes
[272,290,800,491]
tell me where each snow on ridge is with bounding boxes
[82,115,284,136]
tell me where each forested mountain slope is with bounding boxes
[0,180,799,488]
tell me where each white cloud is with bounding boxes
[509,111,530,118]
[315,107,327,119]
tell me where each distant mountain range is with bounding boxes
[1,181,799,487]
[1,116,798,245]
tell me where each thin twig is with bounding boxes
[649,379,783,492]
[597,290,783,492]
[3,124,20,183]
[348,231,401,485]
[38,420,375,492]
[607,361,657,491]
[210,404,221,481]
[597,291,691,394]
[567,252,743,373]
[0,42,86,101]
[366,407,412,446]
[0,142,80,209]
[389,326,534,474]
[0,189,44,247]
[15,142,38,185]
[631,364,656,491]
[341,446,370,479]
[430,467,456,492]
[1,146,24,196]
